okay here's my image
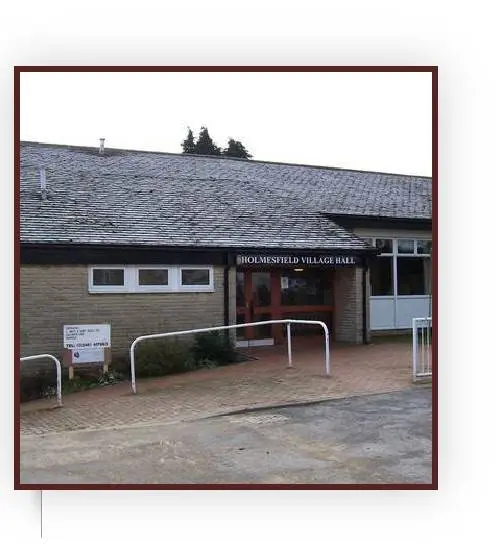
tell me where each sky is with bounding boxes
[20,71,432,176]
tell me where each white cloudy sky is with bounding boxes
[20,71,432,176]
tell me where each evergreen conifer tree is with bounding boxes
[194,126,221,156]
[223,138,252,159]
[181,127,196,153]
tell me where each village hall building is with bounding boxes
[20,141,432,363]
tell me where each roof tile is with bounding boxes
[20,142,431,251]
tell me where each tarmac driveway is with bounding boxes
[20,387,432,485]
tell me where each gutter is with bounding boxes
[324,213,432,230]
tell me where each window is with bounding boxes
[370,257,393,296]
[89,267,128,293]
[138,268,169,286]
[397,239,414,254]
[89,265,214,293]
[397,257,431,295]
[280,270,333,305]
[367,236,393,296]
[416,240,432,255]
[92,268,124,286]
[396,238,432,296]
[181,268,211,287]
[376,238,393,253]
[368,237,432,298]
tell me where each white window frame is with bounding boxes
[364,238,431,299]
[396,240,431,298]
[88,265,215,294]
[88,265,130,293]
[135,266,175,293]
[178,266,214,292]
[367,238,395,299]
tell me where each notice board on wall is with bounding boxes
[62,324,112,368]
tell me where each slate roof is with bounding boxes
[20,142,432,251]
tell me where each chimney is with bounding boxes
[39,168,47,200]
[99,138,105,154]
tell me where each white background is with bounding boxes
[20,70,432,175]
[2,0,504,552]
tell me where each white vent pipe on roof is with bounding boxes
[99,138,105,154]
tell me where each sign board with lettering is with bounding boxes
[62,324,112,374]
[71,348,105,364]
[236,254,361,267]
[63,324,111,349]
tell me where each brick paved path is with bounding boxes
[20,341,424,436]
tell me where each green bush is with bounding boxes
[110,354,131,377]
[20,373,56,402]
[135,338,195,378]
[20,335,246,401]
[60,371,123,395]
[192,331,238,367]
[21,368,126,401]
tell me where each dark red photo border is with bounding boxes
[13,65,438,490]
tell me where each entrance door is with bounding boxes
[236,271,274,344]
[236,268,334,346]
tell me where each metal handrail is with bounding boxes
[20,354,63,407]
[129,319,331,394]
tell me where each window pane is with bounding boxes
[398,239,414,253]
[417,240,432,254]
[138,269,169,286]
[376,239,392,253]
[397,257,431,295]
[370,257,393,295]
[280,270,332,305]
[252,272,271,306]
[236,272,245,307]
[93,268,124,286]
[181,269,210,286]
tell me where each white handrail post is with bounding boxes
[421,323,425,377]
[130,341,137,394]
[55,359,62,407]
[412,318,418,381]
[287,322,292,368]
[324,323,331,376]
[427,322,431,375]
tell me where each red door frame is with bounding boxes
[236,268,334,343]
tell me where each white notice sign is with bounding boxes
[71,348,105,364]
[64,324,111,349]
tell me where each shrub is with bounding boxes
[135,338,195,378]
[20,373,56,402]
[110,354,131,378]
[192,331,238,367]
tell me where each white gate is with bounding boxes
[412,317,432,381]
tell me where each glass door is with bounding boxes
[236,271,273,341]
